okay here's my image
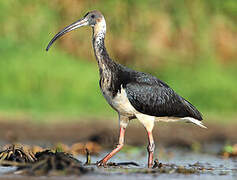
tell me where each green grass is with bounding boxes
[0,0,237,122]
[0,38,114,120]
[0,37,237,122]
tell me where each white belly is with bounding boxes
[102,87,137,116]
[101,86,207,128]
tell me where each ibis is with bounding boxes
[46,10,206,168]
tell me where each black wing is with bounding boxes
[125,73,203,120]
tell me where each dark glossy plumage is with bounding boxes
[125,75,203,120]
[106,64,203,121]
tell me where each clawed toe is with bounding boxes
[96,160,106,167]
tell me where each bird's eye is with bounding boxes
[91,15,95,18]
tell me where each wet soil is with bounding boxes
[0,118,236,179]
[0,149,236,180]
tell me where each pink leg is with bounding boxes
[147,131,155,168]
[135,114,155,168]
[97,126,126,166]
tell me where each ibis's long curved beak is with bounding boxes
[46,17,88,51]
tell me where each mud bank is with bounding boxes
[0,118,236,148]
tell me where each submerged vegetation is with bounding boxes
[0,0,237,120]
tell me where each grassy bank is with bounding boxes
[0,38,236,121]
[0,0,236,122]
[0,38,114,119]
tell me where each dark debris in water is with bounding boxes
[16,150,92,176]
[105,161,140,167]
[96,159,218,176]
[0,144,231,177]
[141,159,215,175]
[154,164,200,174]
[0,144,93,176]
[0,144,36,165]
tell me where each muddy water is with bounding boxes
[0,148,237,179]
[80,148,237,179]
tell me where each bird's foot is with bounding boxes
[152,159,163,168]
[148,163,153,168]
[96,160,107,167]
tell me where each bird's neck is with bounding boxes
[92,19,115,81]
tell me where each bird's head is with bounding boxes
[46,10,105,51]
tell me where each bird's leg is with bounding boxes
[147,130,155,168]
[97,127,125,166]
[97,115,129,166]
[135,114,155,168]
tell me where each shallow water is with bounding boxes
[78,148,237,179]
[0,148,237,180]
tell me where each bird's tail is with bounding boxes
[181,117,207,129]
[156,117,207,128]
[182,99,203,121]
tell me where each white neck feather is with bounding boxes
[94,17,106,37]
